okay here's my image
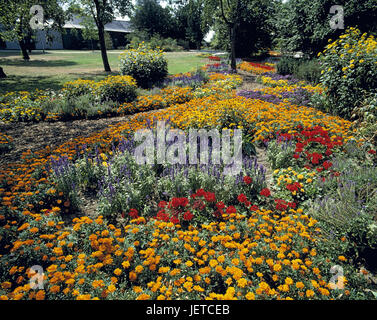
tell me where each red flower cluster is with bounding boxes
[275,199,296,211]
[260,188,271,197]
[121,208,139,219]
[192,189,216,202]
[208,56,221,61]
[280,126,343,172]
[171,197,189,208]
[246,62,275,71]
[129,208,139,219]
[286,182,302,193]
[243,176,253,185]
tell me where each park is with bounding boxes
[0,0,376,301]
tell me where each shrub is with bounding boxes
[318,27,377,119]
[277,57,321,84]
[62,79,97,98]
[119,43,168,88]
[276,56,299,75]
[295,60,321,84]
[96,75,138,103]
[41,94,114,120]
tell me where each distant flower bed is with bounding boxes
[208,55,221,61]
[238,61,276,74]
[0,71,239,123]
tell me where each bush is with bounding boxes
[62,79,97,98]
[119,43,168,89]
[295,60,321,84]
[277,57,321,84]
[41,94,114,120]
[96,75,138,103]
[318,28,377,119]
[276,57,299,75]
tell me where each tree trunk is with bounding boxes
[97,22,111,72]
[19,40,30,60]
[0,67,6,78]
[229,25,237,73]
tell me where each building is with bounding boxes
[0,17,133,50]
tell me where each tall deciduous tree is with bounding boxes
[210,0,274,58]
[173,0,208,50]
[0,0,66,60]
[68,0,132,72]
[131,0,174,39]
[203,0,246,71]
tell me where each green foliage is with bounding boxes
[131,0,174,38]
[275,0,377,57]
[128,32,182,52]
[266,139,296,170]
[353,93,377,146]
[319,28,377,119]
[295,60,321,84]
[308,159,377,267]
[119,43,168,89]
[277,57,321,84]
[174,0,208,50]
[41,94,114,120]
[276,57,300,75]
[205,0,274,59]
[96,75,138,103]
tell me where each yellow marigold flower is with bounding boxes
[273,264,282,272]
[114,268,122,276]
[296,282,305,289]
[245,292,255,300]
[237,278,248,288]
[136,293,151,300]
[306,289,315,298]
[135,265,144,273]
[185,261,193,267]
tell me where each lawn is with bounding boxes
[0,50,207,94]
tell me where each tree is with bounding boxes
[174,0,208,49]
[68,0,132,72]
[0,0,65,60]
[210,0,274,58]
[203,0,247,71]
[131,0,174,39]
[275,0,377,57]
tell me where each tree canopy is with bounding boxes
[0,0,66,60]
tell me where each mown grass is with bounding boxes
[0,50,207,94]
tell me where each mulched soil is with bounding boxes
[0,115,132,166]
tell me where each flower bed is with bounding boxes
[238,61,276,74]
[0,56,376,300]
